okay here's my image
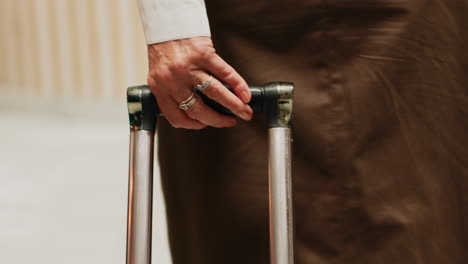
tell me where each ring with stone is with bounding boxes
[193,75,213,92]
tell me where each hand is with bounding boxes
[146,36,253,129]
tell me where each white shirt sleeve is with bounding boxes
[136,0,211,44]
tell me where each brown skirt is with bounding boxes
[156,1,468,263]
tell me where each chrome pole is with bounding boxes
[126,87,157,264]
[269,128,293,264]
[267,83,294,264]
[127,131,154,264]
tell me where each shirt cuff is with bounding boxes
[136,0,211,44]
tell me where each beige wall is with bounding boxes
[0,0,148,102]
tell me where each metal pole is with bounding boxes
[268,128,294,264]
[126,86,157,264]
[266,82,294,264]
[126,130,154,264]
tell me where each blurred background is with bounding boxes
[0,0,172,263]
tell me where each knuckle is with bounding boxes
[206,86,223,99]
[152,69,171,83]
[231,102,245,113]
[168,59,187,73]
[218,66,232,79]
[198,47,215,60]
[147,77,157,89]
[186,106,202,118]
[224,96,243,111]
[229,79,242,90]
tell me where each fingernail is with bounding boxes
[240,91,250,103]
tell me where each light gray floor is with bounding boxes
[0,109,172,264]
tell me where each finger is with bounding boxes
[193,72,253,121]
[184,94,237,128]
[199,53,251,103]
[154,90,206,129]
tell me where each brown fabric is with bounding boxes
[157,1,468,263]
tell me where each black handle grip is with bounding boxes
[127,82,293,131]
[195,85,276,115]
[146,84,277,116]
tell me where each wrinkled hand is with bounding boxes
[147,36,253,129]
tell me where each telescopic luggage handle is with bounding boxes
[126,82,295,264]
[127,82,293,131]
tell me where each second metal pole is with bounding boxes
[126,131,154,264]
[268,127,294,264]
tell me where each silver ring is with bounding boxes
[193,75,213,91]
[178,92,197,111]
